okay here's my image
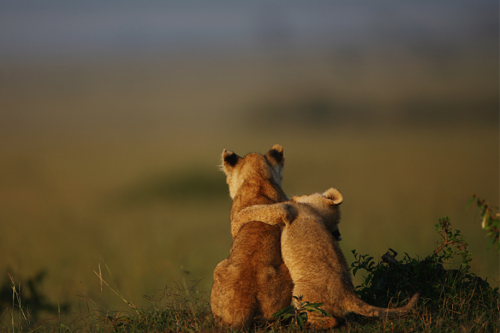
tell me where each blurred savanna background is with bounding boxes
[0,0,498,323]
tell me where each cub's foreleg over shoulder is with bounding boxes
[231,203,298,238]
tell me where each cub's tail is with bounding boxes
[345,292,420,317]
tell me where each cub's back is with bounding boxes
[282,211,340,279]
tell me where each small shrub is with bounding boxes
[272,295,329,331]
[350,217,499,332]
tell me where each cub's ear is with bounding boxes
[221,149,241,172]
[265,144,285,165]
[322,188,343,205]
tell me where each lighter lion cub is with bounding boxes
[232,188,419,329]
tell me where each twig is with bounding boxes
[91,268,141,317]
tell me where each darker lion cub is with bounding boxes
[210,144,293,329]
[233,188,419,329]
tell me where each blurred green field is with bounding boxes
[1,126,498,318]
[0,56,498,323]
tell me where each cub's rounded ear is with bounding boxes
[265,144,284,165]
[323,188,343,205]
[222,149,241,170]
[281,203,298,224]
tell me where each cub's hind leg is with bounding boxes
[210,259,228,326]
[211,259,255,329]
[291,284,340,329]
[258,263,293,321]
[307,313,340,329]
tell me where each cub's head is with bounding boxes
[292,188,343,240]
[221,144,285,199]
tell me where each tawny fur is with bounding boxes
[210,144,293,329]
[232,188,420,329]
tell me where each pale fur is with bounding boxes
[210,144,293,329]
[233,188,420,329]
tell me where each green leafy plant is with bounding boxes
[467,194,500,250]
[351,217,490,303]
[432,217,472,268]
[272,295,330,330]
[350,217,499,332]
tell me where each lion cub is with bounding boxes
[232,188,419,329]
[210,144,293,329]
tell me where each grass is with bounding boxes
[3,219,498,332]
